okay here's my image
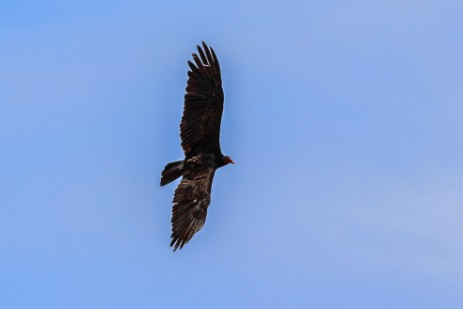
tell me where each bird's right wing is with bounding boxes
[170,165,216,251]
[180,42,224,156]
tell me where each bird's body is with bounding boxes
[161,42,234,251]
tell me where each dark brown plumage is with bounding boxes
[160,42,234,251]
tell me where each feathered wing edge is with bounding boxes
[187,42,221,82]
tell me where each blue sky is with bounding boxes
[1,1,463,308]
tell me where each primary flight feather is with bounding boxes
[161,42,234,251]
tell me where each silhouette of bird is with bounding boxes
[161,42,234,251]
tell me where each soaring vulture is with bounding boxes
[160,42,234,251]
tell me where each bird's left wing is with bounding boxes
[170,165,216,251]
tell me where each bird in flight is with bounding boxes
[160,42,234,251]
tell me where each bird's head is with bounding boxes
[222,155,235,166]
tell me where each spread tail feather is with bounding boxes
[160,160,184,186]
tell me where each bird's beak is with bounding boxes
[226,157,235,164]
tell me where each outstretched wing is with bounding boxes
[181,42,224,156]
[170,166,215,251]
